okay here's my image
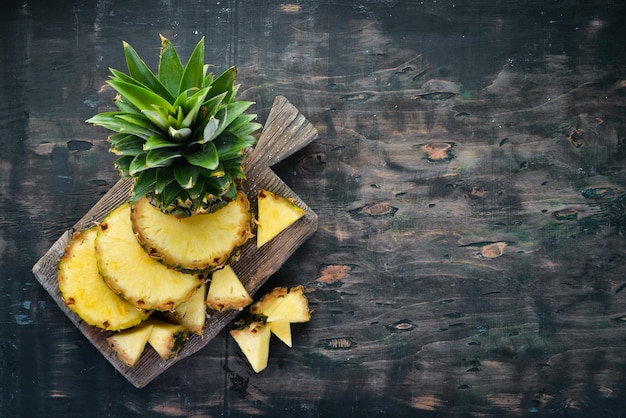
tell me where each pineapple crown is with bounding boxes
[87,35,261,216]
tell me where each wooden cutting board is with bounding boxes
[32,96,318,388]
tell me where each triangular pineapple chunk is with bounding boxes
[269,321,292,347]
[107,322,154,367]
[96,203,203,311]
[252,285,311,323]
[146,318,189,361]
[230,320,271,373]
[206,265,252,312]
[58,227,150,331]
[257,189,305,247]
[167,282,207,335]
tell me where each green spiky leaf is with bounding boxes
[123,41,175,103]
[184,142,219,170]
[132,169,157,203]
[108,79,175,115]
[86,36,262,215]
[179,38,205,94]
[144,134,180,151]
[174,164,200,189]
[158,35,184,97]
[110,134,145,156]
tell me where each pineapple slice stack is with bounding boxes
[60,35,313,371]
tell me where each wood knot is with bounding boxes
[421,142,454,162]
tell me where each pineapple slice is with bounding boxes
[251,285,311,323]
[58,227,150,331]
[167,282,207,335]
[132,191,253,273]
[107,321,154,367]
[206,265,253,312]
[269,321,292,347]
[96,203,203,311]
[146,318,189,360]
[257,189,305,247]
[230,319,271,373]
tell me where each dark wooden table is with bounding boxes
[2,1,626,416]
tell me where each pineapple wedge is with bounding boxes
[230,319,272,373]
[269,321,292,347]
[107,321,154,367]
[257,190,305,247]
[132,191,253,273]
[167,282,207,335]
[58,227,150,331]
[206,265,253,311]
[251,285,311,323]
[96,203,203,311]
[146,318,189,361]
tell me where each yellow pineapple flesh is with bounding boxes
[146,318,189,360]
[107,321,154,367]
[167,282,207,335]
[252,285,311,323]
[95,203,203,311]
[131,191,253,273]
[206,265,253,312]
[256,189,305,247]
[230,319,271,373]
[58,226,150,331]
[269,321,292,347]
[249,286,288,316]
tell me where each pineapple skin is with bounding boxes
[95,203,203,311]
[58,227,150,331]
[132,191,254,273]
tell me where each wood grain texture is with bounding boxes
[32,96,318,387]
[6,1,626,416]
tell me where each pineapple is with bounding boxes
[58,227,150,331]
[146,318,189,360]
[257,190,305,247]
[268,321,292,348]
[107,321,154,367]
[250,285,311,323]
[232,285,311,371]
[167,282,207,335]
[86,35,261,216]
[131,191,253,272]
[262,285,311,323]
[86,35,261,276]
[95,203,203,311]
[230,319,272,373]
[249,286,288,315]
[206,265,253,312]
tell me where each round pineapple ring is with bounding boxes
[59,227,151,331]
[96,203,204,311]
[131,191,253,273]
